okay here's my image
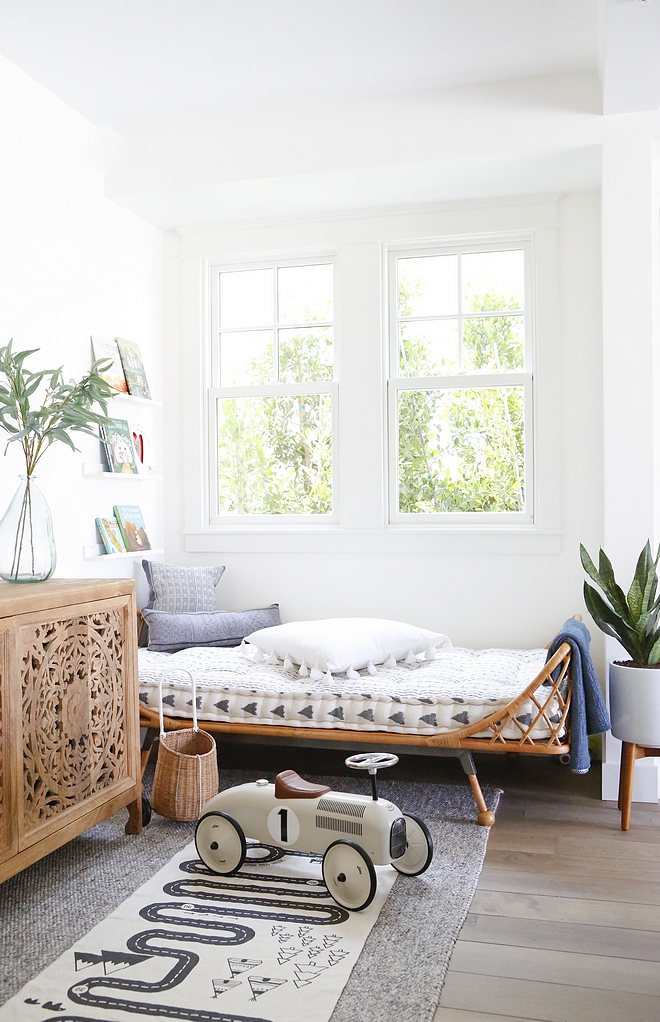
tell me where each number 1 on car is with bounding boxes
[267,805,300,845]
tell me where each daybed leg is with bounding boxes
[125,796,143,835]
[140,727,158,780]
[458,751,495,827]
[467,773,496,827]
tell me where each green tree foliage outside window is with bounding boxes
[397,268,526,514]
[217,324,333,515]
[214,259,527,517]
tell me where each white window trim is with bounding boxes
[182,202,561,554]
[386,237,536,526]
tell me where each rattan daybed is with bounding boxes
[138,627,573,828]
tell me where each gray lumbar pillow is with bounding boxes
[142,561,225,613]
[141,605,281,652]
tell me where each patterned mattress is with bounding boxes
[138,645,564,740]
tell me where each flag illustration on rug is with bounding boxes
[212,978,240,997]
[227,957,261,978]
[248,976,287,1001]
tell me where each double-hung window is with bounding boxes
[208,259,336,523]
[388,242,533,524]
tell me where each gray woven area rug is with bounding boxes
[0,771,500,1022]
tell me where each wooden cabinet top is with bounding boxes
[0,578,136,618]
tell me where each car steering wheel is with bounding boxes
[345,753,399,772]
[345,753,399,800]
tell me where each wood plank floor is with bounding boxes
[433,753,660,1022]
[216,739,660,1021]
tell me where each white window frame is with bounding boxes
[387,238,535,526]
[207,255,338,529]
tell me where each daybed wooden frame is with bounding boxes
[139,637,573,828]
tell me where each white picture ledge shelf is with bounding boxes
[82,464,163,480]
[83,545,165,561]
[110,393,163,409]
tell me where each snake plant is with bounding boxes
[580,541,660,666]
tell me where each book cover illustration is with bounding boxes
[100,418,139,474]
[96,517,128,555]
[129,420,157,476]
[91,336,128,393]
[116,337,151,399]
[114,504,151,551]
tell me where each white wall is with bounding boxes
[163,192,603,666]
[0,56,163,599]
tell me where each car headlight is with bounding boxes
[390,817,407,859]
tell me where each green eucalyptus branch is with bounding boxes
[0,340,115,475]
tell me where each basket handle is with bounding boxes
[158,667,199,737]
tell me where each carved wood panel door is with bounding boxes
[18,596,136,850]
[0,624,16,865]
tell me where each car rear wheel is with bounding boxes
[322,840,377,911]
[195,811,246,875]
[393,813,433,876]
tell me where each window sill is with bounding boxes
[184,528,561,555]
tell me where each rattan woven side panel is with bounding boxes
[20,609,128,837]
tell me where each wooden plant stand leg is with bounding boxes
[619,743,660,831]
[619,742,636,831]
[458,750,496,827]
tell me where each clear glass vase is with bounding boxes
[0,475,56,583]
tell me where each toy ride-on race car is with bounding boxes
[195,752,433,912]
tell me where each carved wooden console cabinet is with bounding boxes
[0,578,142,883]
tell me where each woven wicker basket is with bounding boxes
[151,669,219,821]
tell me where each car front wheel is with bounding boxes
[322,840,377,911]
[195,811,246,875]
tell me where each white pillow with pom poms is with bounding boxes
[245,618,451,675]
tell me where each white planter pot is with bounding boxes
[609,662,660,746]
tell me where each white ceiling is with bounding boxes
[0,0,599,131]
[0,0,629,228]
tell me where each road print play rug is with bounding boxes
[0,840,396,1022]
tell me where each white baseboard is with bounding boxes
[602,759,660,802]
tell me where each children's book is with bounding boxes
[100,418,139,474]
[91,336,128,393]
[96,517,128,555]
[116,338,151,399]
[113,505,151,551]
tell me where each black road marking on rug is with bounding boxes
[164,876,329,899]
[63,927,263,1022]
[179,865,328,890]
[179,846,320,876]
[157,883,349,923]
[147,892,347,926]
[41,858,348,1022]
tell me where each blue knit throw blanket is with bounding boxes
[546,618,611,774]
